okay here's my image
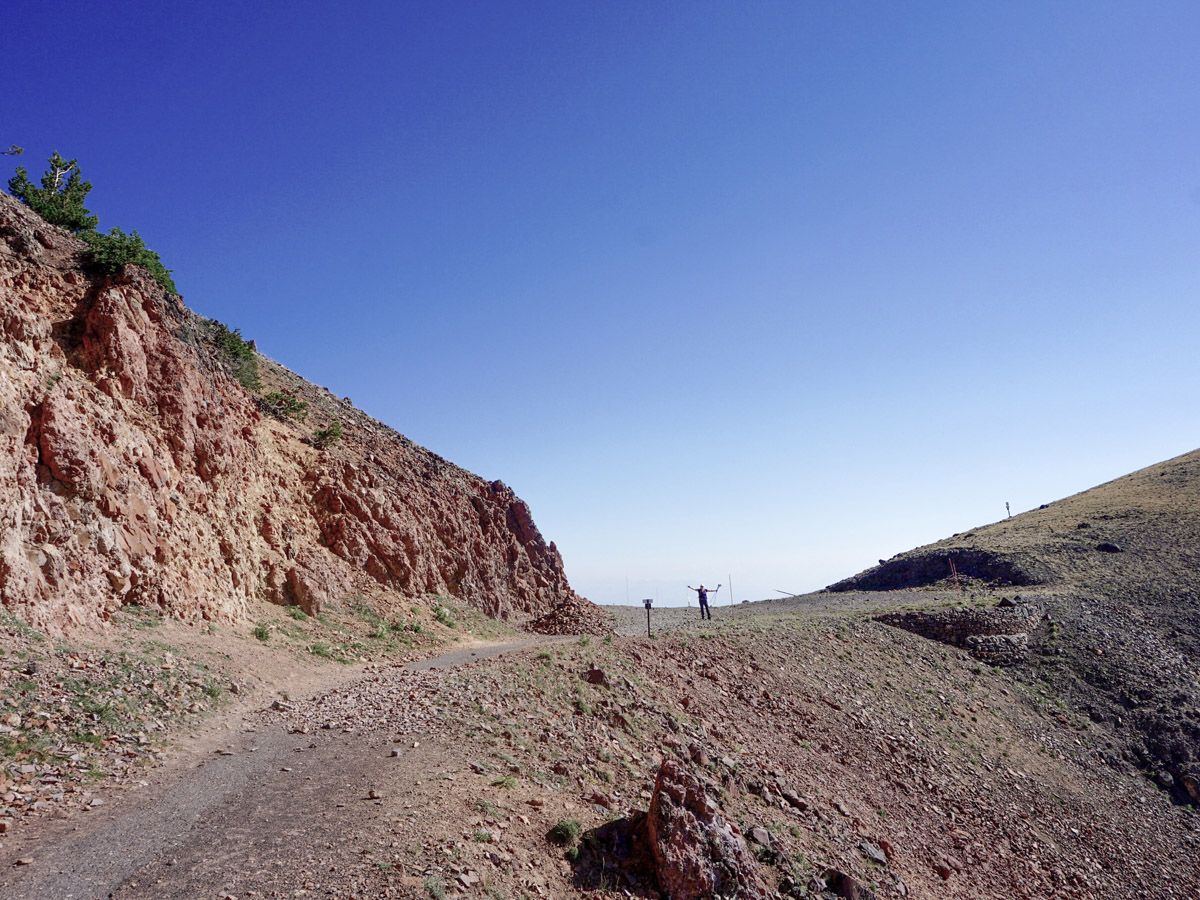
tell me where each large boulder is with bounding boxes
[646,759,770,900]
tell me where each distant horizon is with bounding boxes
[6,1,1197,606]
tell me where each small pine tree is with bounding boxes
[7,152,98,233]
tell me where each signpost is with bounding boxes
[643,598,653,637]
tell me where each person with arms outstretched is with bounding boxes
[687,584,718,621]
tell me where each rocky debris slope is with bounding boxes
[831,449,1200,806]
[528,595,613,636]
[0,611,229,837]
[212,620,1200,897]
[0,193,593,633]
[3,614,1199,898]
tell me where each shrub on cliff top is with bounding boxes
[82,228,177,293]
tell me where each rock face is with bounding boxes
[828,547,1044,592]
[0,194,593,632]
[646,759,769,900]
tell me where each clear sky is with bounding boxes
[5,2,1198,606]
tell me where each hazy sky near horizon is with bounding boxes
[5,2,1198,606]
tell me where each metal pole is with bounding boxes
[646,606,651,638]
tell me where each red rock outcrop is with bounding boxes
[0,194,596,632]
[646,759,770,900]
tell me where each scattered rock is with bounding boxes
[860,840,887,865]
[824,868,870,899]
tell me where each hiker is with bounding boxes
[687,584,717,620]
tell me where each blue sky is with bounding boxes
[5,2,1198,605]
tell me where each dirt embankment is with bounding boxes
[0,193,595,634]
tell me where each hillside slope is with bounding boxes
[0,193,600,633]
[830,450,1200,805]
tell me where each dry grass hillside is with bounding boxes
[828,449,1200,807]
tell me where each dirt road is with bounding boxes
[0,636,561,899]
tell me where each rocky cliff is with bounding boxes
[0,194,601,633]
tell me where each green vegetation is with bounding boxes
[0,611,44,642]
[261,391,309,421]
[253,622,270,642]
[490,775,517,789]
[434,605,455,628]
[549,818,582,846]
[8,155,275,384]
[209,321,260,390]
[7,152,97,232]
[8,152,175,292]
[82,228,176,293]
[313,420,343,448]
[287,605,309,621]
[423,876,447,900]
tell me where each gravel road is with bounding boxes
[0,636,562,899]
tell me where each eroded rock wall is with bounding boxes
[0,194,588,632]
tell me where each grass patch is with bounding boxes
[253,622,270,642]
[549,818,582,846]
[491,775,517,790]
[260,391,309,421]
[209,320,260,390]
[313,420,343,448]
[0,611,44,642]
